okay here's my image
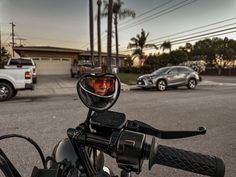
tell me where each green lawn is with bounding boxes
[117,73,142,85]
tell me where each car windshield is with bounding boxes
[151,67,170,75]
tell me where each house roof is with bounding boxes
[14,46,129,58]
[14,46,84,54]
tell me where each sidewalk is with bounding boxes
[17,75,236,97]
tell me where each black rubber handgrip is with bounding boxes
[149,138,225,177]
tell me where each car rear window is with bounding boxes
[20,59,33,66]
[9,58,33,66]
[9,59,20,65]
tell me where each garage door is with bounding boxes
[33,58,72,75]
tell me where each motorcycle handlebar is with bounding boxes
[149,138,225,177]
[69,128,225,177]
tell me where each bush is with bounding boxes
[179,61,206,73]
[119,67,141,73]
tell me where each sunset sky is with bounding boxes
[1,0,236,55]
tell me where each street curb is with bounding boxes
[16,80,236,98]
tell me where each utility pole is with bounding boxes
[10,22,15,57]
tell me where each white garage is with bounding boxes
[14,46,82,75]
[33,57,72,75]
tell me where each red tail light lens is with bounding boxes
[25,71,31,79]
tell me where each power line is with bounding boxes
[119,0,175,26]
[119,0,199,31]
[171,30,236,46]
[147,17,236,43]
[155,26,236,45]
[2,35,11,44]
[150,23,236,44]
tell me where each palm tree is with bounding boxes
[127,29,158,67]
[160,41,172,53]
[107,0,113,72]
[97,0,102,67]
[89,0,94,67]
[102,0,135,68]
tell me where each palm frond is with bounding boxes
[127,43,138,49]
[118,9,136,19]
[145,44,158,50]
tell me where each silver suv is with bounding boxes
[137,66,200,91]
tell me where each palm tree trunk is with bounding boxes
[89,0,94,67]
[107,0,113,72]
[114,14,119,68]
[97,0,102,67]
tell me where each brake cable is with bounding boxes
[0,134,46,169]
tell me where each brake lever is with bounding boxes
[126,120,206,139]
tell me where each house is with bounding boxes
[14,46,128,75]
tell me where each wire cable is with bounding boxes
[119,0,199,31]
[0,134,46,169]
[147,17,236,43]
[119,0,175,26]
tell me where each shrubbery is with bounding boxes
[179,61,206,73]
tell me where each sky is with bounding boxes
[1,0,236,55]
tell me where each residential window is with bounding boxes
[41,58,50,61]
[52,58,61,61]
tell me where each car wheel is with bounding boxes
[157,80,166,91]
[0,82,14,101]
[187,78,197,89]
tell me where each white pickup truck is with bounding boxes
[0,68,34,101]
[4,57,37,83]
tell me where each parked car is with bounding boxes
[0,68,34,101]
[71,61,101,78]
[136,66,200,91]
[4,57,37,83]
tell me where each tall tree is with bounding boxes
[107,0,113,72]
[160,41,172,53]
[127,29,158,67]
[102,0,135,68]
[89,0,94,67]
[97,0,102,67]
[0,47,10,68]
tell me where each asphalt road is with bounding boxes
[0,84,236,177]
